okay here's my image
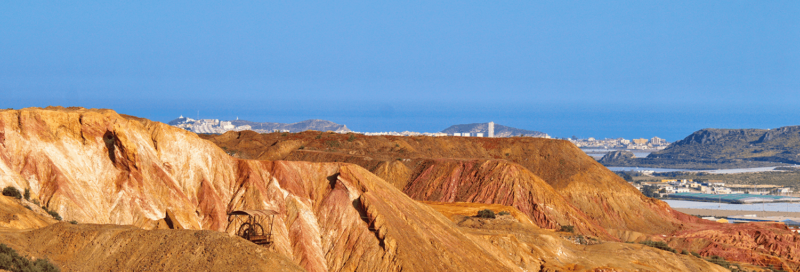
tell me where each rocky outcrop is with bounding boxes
[0,107,519,271]
[669,222,800,270]
[597,150,636,164]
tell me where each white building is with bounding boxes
[488,122,495,138]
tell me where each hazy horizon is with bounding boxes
[3,1,798,141]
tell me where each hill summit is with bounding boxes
[441,122,549,138]
[600,126,800,169]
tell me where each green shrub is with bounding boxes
[348,134,356,142]
[0,243,60,272]
[704,255,733,269]
[560,225,575,233]
[477,209,495,219]
[326,140,340,148]
[315,133,322,139]
[2,187,21,199]
[498,211,510,216]
[47,210,61,221]
[69,220,77,225]
[639,240,676,253]
[32,199,39,205]
[23,189,30,201]
[298,145,305,150]
[281,132,287,136]
[690,252,701,258]
[681,250,689,255]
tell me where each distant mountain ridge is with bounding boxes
[599,126,800,169]
[440,122,549,138]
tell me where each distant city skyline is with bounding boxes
[2,2,798,142]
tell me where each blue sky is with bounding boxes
[1,1,798,141]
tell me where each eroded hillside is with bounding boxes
[0,107,793,271]
[203,130,800,270]
[202,130,693,236]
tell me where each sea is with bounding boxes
[665,200,800,213]
[605,166,783,174]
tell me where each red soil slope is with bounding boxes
[205,131,694,235]
[203,130,800,270]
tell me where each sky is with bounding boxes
[1,1,798,141]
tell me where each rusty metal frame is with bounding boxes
[227,209,277,247]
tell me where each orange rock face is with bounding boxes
[0,107,795,271]
[0,107,526,271]
[204,129,800,270]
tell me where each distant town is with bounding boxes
[169,117,556,138]
[632,179,796,203]
[568,136,670,150]
[169,116,680,157]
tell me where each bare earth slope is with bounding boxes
[203,131,693,236]
[0,107,792,270]
[203,130,800,270]
[423,201,728,272]
[0,107,523,271]
[0,222,304,272]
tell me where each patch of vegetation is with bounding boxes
[347,134,356,142]
[23,189,30,201]
[498,211,510,216]
[47,210,62,221]
[690,251,701,258]
[69,220,78,225]
[281,132,287,136]
[0,243,60,272]
[32,199,39,205]
[476,209,495,219]
[559,225,574,233]
[41,207,61,221]
[703,255,736,270]
[24,206,31,211]
[298,145,305,150]
[2,187,21,199]
[638,240,676,253]
[315,133,322,139]
[681,250,689,255]
[395,143,400,147]
[763,264,787,272]
[326,140,340,148]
